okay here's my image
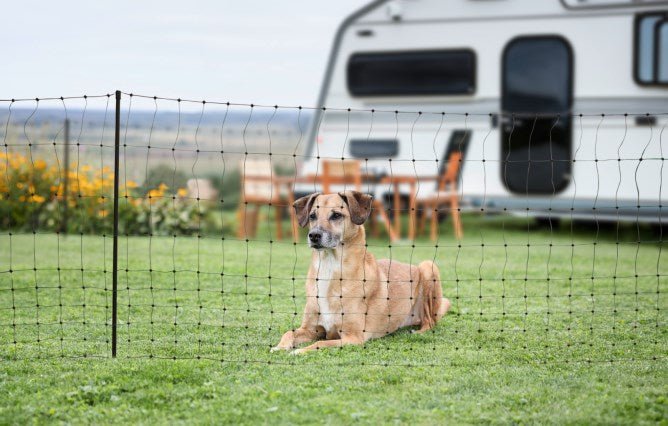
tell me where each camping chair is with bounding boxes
[236,159,291,240]
[321,159,397,241]
[416,152,464,240]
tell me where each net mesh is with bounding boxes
[0,92,665,366]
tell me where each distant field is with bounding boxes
[1,215,666,424]
[2,105,308,190]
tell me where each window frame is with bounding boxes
[633,11,668,86]
[346,48,477,97]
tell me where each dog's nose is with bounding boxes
[308,231,322,243]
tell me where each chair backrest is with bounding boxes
[438,152,462,191]
[240,159,275,202]
[437,130,470,189]
[321,159,362,193]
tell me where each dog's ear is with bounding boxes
[338,191,373,225]
[293,192,320,228]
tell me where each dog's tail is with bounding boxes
[417,261,450,332]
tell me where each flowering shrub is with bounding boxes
[0,151,216,235]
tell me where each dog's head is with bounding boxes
[293,191,373,250]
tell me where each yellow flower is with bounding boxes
[125,180,138,189]
[147,188,163,199]
[158,183,169,192]
[31,194,45,203]
[177,188,188,197]
[34,159,47,171]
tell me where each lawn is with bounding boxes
[1,215,666,424]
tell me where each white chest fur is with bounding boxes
[313,253,340,333]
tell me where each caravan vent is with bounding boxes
[349,139,399,158]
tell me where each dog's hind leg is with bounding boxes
[414,261,449,333]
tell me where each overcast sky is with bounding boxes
[4,0,368,106]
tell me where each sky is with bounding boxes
[4,0,369,107]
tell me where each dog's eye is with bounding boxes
[330,212,343,220]
[309,212,317,220]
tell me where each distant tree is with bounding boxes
[207,169,240,210]
[140,164,188,194]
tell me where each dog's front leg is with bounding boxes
[291,332,365,355]
[271,327,319,352]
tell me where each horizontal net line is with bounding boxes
[1,270,665,283]
[1,354,659,367]
[108,354,668,368]
[0,270,664,282]
[5,142,668,163]
[119,91,668,117]
[4,204,666,217]
[0,294,660,309]
[0,94,113,102]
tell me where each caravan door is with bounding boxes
[501,36,574,196]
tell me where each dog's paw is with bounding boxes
[270,346,289,353]
[289,348,307,356]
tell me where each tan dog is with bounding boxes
[272,191,450,354]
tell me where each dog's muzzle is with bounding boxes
[308,228,339,249]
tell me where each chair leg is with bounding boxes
[430,201,439,242]
[451,195,463,240]
[287,192,299,243]
[274,203,283,240]
[374,200,398,242]
[393,184,401,237]
[408,192,416,241]
[370,214,379,238]
[248,206,260,238]
[418,203,426,236]
[237,204,246,238]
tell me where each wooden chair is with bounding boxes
[416,152,463,240]
[321,159,397,241]
[236,160,290,240]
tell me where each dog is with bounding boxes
[271,191,450,354]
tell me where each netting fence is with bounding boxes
[0,91,665,366]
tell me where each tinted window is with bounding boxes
[347,50,476,96]
[502,38,572,114]
[635,12,668,85]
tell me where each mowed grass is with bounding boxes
[0,214,666,424]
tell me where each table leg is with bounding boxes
[408,182,416,241]
[393,182,401,238]
[275,202,283,240]
[287,187,299,243]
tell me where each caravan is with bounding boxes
[296,0,668,223]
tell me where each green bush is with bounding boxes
[1,152,228,235]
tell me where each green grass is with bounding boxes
[1,214,666,424]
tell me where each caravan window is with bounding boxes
[347,50,476,96]
[634,12,668,85]
[657,20,668,82]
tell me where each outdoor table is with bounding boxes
[380,175,439,240]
